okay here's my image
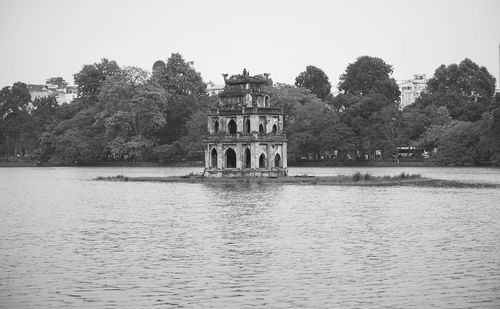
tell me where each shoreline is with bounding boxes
[1,160,498,168]
[94,174,499,188]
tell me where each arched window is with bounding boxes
[214,121,219,134]
[245,119,250,133]
[226,148,236,168]
[245,148,251,168]
[259,153,266,168]
[256,96,263,107]
[264,96,270,107]
[228,120,237,134]
[259,124,265,134]
[272,124,277,134]
[211,148,218,168]
[245,93,252,107]
[275,153,281,168]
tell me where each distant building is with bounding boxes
[27,84,50,100]
[28,77,78,104]
[46,77,68,89]
[398,74,428,108]
[206,81,224,96]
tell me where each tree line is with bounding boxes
[0,53,498,165]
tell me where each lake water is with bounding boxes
[1,166,500,308]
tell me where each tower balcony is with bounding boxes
[209,107,283,116]
[205,133,287,143]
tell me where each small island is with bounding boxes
[94,172,498,188]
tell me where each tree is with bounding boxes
[44,58,121,164]
[52,127,102,164]
[290,100,355,159]
[0,82,33,157]
[268,83,354,160]
[48,105,104,164]
[295,65,331,100]
[416,120,483,165]
[338,56,400,103]
[338,94,400,159]
[266,83,321,126]
[476,93,500,164]
[178,108,209,161]
[421,58,496,121]
[333,56,402,159]
[153,53,206,96]
[27,95,60,160]
[400,58,498,165]
[97,66,168,161]
[73,58,120,103]
[399,103,451,143]
[153,53,208,144]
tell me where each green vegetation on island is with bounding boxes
[94,172,498,189]
[1,54,499,166]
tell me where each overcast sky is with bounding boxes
[1,0,499,89]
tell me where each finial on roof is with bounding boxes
[243,68,249,77]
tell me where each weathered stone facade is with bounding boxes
[204,70,288,177]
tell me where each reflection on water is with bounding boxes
[1,167,500,308]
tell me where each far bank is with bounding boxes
[1,159,497,168]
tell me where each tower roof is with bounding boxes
[222,69,271,85]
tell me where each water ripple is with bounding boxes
[1,167,500,308]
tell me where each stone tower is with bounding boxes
[204,70,288,177]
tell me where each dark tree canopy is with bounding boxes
[2,52,499,166]
[419,58,497,121]
[338,56,400,103]
[73,58,120,102]
[295,65,331,100]
[0,82,33,156]
[401,59,499,165]
[153,53,208,144]
[153,53,206,96]
[267,83,354,161]
[427,58,496,103]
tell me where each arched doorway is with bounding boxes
[245,119,250,133]
[275,153,281,168]
[214,121,219,134]
[264,96,270,107]
[259,153,266,168]
[272,124,277,134]
[228,120,237,134]
[259,124,265,134]
[244,148,251,168]
[211,148,217,168]
[226,148,236,168]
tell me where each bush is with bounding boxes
[396,172,421,180]
[352,172,362,182]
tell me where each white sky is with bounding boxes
[1,0,499,89]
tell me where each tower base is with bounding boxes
[203,168,288,178]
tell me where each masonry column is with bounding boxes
[282,143,287,168]
[236,143,242,169]
[205,144,210,169]
[218,144,223,169]
[267,144,272,169]
[251,142,257,169]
